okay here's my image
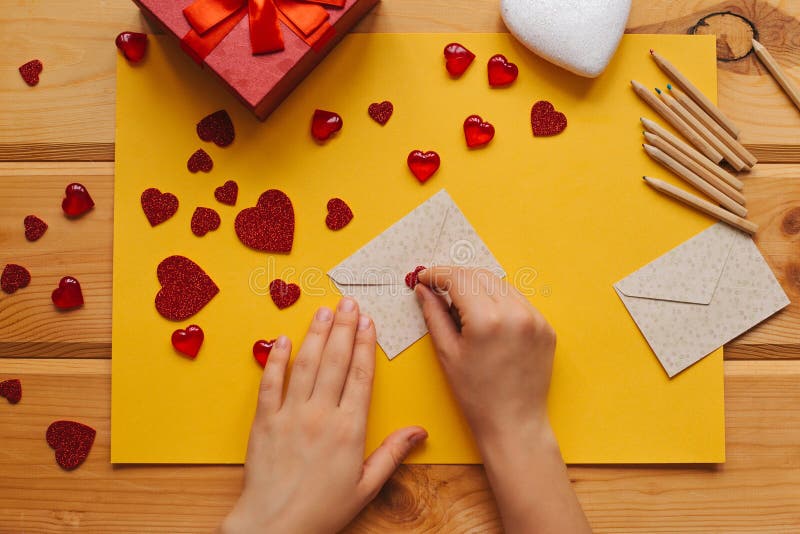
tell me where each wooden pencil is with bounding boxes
[650,49,741,138]
[643,176,758,235]
[642,144,748,218]
[752,38,800,112]
[640,117,744,191]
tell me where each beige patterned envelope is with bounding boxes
[328,189,504,359]
[614,223,790,377]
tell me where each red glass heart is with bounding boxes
[187,149,213,173]
[0,379,22,404]
[214,180,238,206]
[463,115,495,148]
[46,420,96,471]
[171,324,204,359]
[197,109,235,147]
[191,207,221,237]
[61,183,95,218]
[2,264,31,294]
[19,59,43,86]
[531,100,568,136]
[326,198,353,230]
[253,339,276,368]
[51,276,84,310]
[368,101,393,125]
[444,43,475,77]
[235,189,295,253]
[115,32,148,63]
[141,188,179,226]
[407,150,441,183]
[311,109,342,141]
[487,54,518,87]
[155,255,219,321]
[24,215,48,241]
[405,265,427,289]
[270,279,300,309]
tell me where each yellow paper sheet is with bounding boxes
[112,34,724,464]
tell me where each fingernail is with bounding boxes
[275,335,289,349]
[316,307,333,321]
[358,314,371,330]
[408,430,428,447]
[339,297,356,312]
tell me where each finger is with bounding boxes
[339,314,376,418]
[358,426,427,502]
[253,335,291,421]
[415,284,460,358]
[417,266,495,316]
[285,306,334,404]
[313,297,360,405]
[472,267,505,303]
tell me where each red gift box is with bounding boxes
[134,0,378,119]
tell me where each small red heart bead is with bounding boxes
[405,265,427,289]
[407,150,441,183]
[0,379,22,404]
[155,256,219,321]
[19,59,43,86]
[51,276,84,310]
[171,325,204,359]
[326,198,354,230]
[531,100,568,137]
[115,32,148,63]
[487,54,518,87]
[235,189,295,253]
[311,109,342,141]
[270,279,300,309]
[463,115,495,148]
[197,110,235,147]
[2,264,31,294]
[187,149,213,173]
[191,207,221,237]
[24,215,48,241]
[46,420,96,471]
[141,188,179,226]
[368,101,393,125]
[62,183,95,218]
[444,43,475,77]
[214,180,238,206]
[253,339,276,368]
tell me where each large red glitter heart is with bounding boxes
[270,279,300,309]
[531,101,567,137]
[214,180,238,205]
[155,256,219,321]
[326,198,353,230]
[191,207,221,237]
[487,54,518,87]
[172,324,204,359]
[368,101,393,125]
[19,59,43,86]
[253,339,275,368]
[311,109,342,141]
[2,264,31,294]
[444,43,475,77]
[235,190,295,253]
[62,183,95,218]
[141,188,178,226]
[24,215,48,241]
[0,379,22,404]
[46,420,96,471]
[405,265,427,289]
[407,150,440,183]
[187,149,213,173]
[115,32,148,63]
[463,115,495,148]
[197,110,235,147]
[51,276,83,310]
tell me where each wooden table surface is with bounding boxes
[2,0,799,531]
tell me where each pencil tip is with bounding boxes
[666,83,672,90]
[642,176,648,180]
[649,49,654,55]
[655,87,662,94]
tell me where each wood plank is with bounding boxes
[0,359,797,532]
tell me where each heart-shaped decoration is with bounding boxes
[463,115,495,148]
[187,149,213,173]
[235,189,295,253]
[487,54,518,87]
[214,180,238,205]
[155,255,219,321]
[444,43,475,77]
[51,276,83,310]
[191,207,221,237]
[253,339,276,368]
[0,379,22,404]
[115,32,148,63]
[270,279,300,309]
[500,0,631,78]
[46,420,96,471]
[311,109,342,141]
[326,198,353,230]
[62,183,94,218]
[141,188,178,226]
[531,100,568,136]
[368,101,394,125]
[24,215,48,241]
[172,325,204,359]
[407,150,440,183]
[405,265,427,289]
[19,59,43,86]
[2,264,31,295]
[197,110,235,147]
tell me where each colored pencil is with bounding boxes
[752,38,800,112]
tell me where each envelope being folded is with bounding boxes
[614,223,789,377]
[328,189,504,359]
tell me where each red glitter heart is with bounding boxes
[19,59,43,86]
[531,100,567,137]
[46,420,96,471]
[487,54,518,87]
[253,339,275,368]
[214,180,238,205]
[24,215,48,241]
[311,109,342,141]
[191,207,221,237]
[270,279,300,309]
[235,189,295,253]
[463,115,495,148]
[2,264,31,295]
[51,276,83,310]
[326,198,353,230]
[115,32,148,63]
[0,379,22,404]
[172,324,204,359]
[444,43,475,77]
[155,255,219,321]
[197,110,235,148]
[405,265,426,289]
[141,188,178,226]
[368,101,393,125]
[62,183,95,218]
[407,150,440,183]
[187,149,213,173]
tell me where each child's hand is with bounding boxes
[222,298,427,534]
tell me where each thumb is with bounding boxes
[358,426,427,501]
[415,283,459,357]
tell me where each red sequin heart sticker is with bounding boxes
[172,325,204,359]
[51,276,83,310]
[235,190,295,253]
[46,420,96,471]
[62,183,95,218]
[187,149,213,173]
[407,150,441,183]
[115,32,148,63]
[444,43,475,77]
[270,279,300,309]
[311,109,342,141]
[155,256,219,321]
[24,215,48,241]
[19,59,43,86]
[141,188,178,226]
[2,264,31,295]
[191,207,221,237]
[0,379,22,404]
[214,180,238,206]
[253,339,276,368]
[197,110,235,147]
[463,115,495,148]
[368,101,393,125]
[326,198,353,230]
[405,265,427,289]
[531,100,567,137]
[487,54,518,87]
